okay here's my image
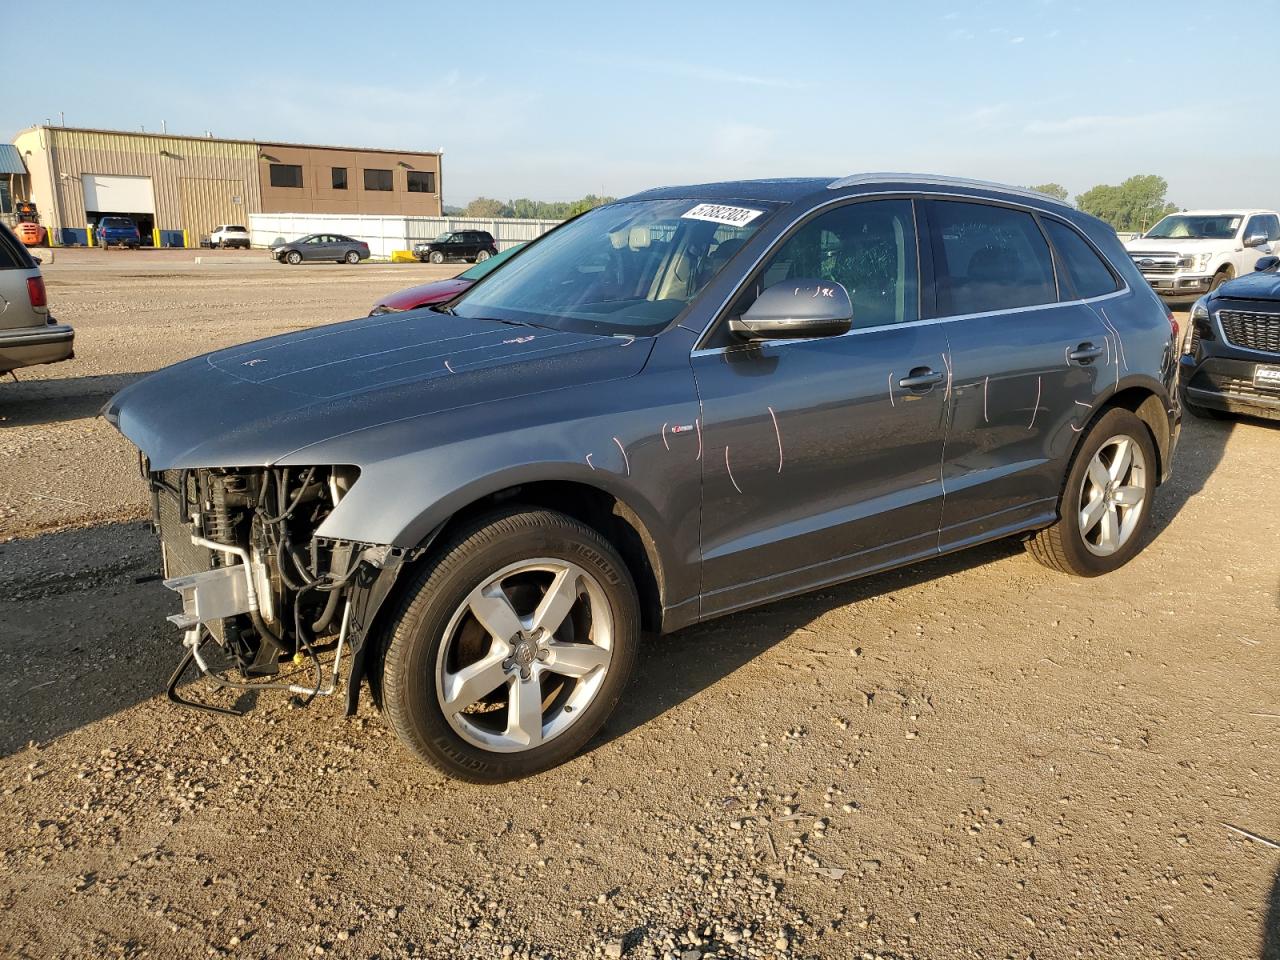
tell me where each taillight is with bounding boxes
[26,276,47,309]
[1167,308,1178,344]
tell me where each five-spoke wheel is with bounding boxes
[380,509,639,782]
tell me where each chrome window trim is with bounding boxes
[689,188,1132,356]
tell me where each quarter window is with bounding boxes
[741,199,919,330]
[928,201,1057,316]
[407,171,436,193]
[331,167,348,190]
[1042,219,1119,299]
[269,163,303,188]
[364,168,393,192]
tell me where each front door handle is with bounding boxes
[898,368,946,390]
[1068,342,1105,365]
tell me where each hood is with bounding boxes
[104,312,654,470]
[377,277,473,311]
[1125,237,1220,254]
[1214,268,1280,301]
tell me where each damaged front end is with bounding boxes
[144,461,412,716]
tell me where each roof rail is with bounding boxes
[827,172,1071,206]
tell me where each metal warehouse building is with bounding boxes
[9,126,443,246]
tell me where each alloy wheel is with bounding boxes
[1078,435,1147,557]
[434,558,614,753]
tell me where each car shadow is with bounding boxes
[597,538,1019,750]
[0,371,143,428]
[1143,410,1234,541]
[0,521,174,757]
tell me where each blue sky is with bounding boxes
[11,1,1278,209]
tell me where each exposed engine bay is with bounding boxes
[145,462,410,715]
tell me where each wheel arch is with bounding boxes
[1078,385,1172,484]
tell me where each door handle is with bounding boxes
[898,368,946,390]
[1068,342,1104,365]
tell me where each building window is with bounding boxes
[363,168,393,192]
[406,171,436,194]
[331,167,348,190]
[0,180,10,214]
[269,163,303,188]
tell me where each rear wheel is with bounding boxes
[429,250,445,264]
[344,250,360,264]
[380,508,640,782]
[286,250,302,265]
[1026,407,1157,577]
[475,249,492,263]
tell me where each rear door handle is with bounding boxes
[898,368,946,390]
[1068,342,1104,365]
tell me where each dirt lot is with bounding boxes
[0,249,1277,959]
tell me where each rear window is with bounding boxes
[227,225,247,233]
[929,201,1057,316]
[0,223,33,269]
[1043,219,1119,300]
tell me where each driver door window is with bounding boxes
[734,199,919,333]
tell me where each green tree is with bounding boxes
[463,197,512,218]
[1076,175,1178,232]
[565,194,613,217]
[1028,183,1070,203]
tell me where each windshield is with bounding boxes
[451,199,774,336]
[1145,214,1241,240]
[459,244,522,281]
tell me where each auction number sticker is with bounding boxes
[681,203,764,227]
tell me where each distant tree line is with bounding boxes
[1027,175,1180,233]
[450,195,616,220]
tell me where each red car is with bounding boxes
[370,244,521,315]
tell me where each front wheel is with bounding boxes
[1025,407,1157,576]
[380,509,640,782]
[1210,266,1235,291]
[286,250,302,265]
[429,250,445,264]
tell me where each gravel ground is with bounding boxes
[0,250,1277,959]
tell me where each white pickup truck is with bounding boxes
[1125,209,1280,300]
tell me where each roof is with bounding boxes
[0,143,26,175]
[12,125,440,158]
[625,172,1076,210]
[1173,209,1274,217]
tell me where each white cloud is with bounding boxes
[1024,112,1175,135]
[1010,36,1026,43]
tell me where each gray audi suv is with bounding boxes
[105,174,1180,782]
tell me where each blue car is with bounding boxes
[95,216,141,249]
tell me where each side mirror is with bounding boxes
[729,279,853,341]
[1243,232,1269,248]
[1255,255,1280,272]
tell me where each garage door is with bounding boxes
[82,174,155,214]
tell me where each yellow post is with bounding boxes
[86,225,94,247]
[153,227,161,248]
[182,229,189,249]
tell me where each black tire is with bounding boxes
[380,508,640,782]
[286,250,302,265]
[475,249,492,263]
[429,250,445,264]
[1025,407,1158,577]
[344,250,360,265]
[1210,266,1235,291]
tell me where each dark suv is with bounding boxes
[414,229,498,264]
[1180,255,1280,420]
[106,175,1180,782]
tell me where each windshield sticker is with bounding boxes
[681,203,764,227]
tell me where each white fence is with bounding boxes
[248,213,562,259]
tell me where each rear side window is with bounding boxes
[929,201,1057,316]
[0,223,31,269]
[1042,218,1119,299]
[742,198,919,330]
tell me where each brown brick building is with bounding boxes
[10,125,442,245]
